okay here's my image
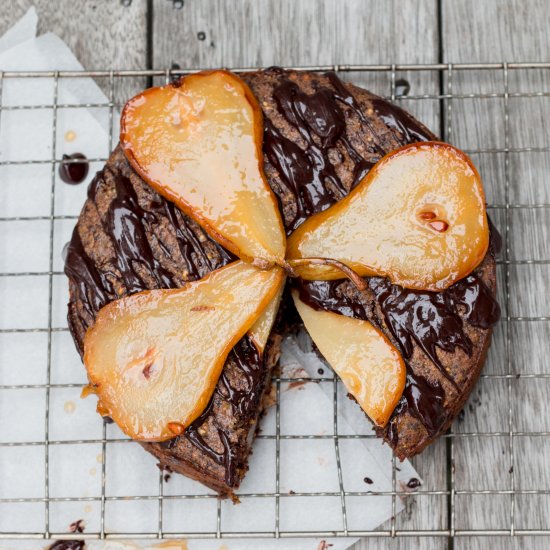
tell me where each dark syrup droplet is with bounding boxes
[395,78,411,97]
[407,477,421,489]
[317,368,324,375]
[364,477,373,484]
[197,31,206,41]
[170,62,182,84]
[59,153,89,185]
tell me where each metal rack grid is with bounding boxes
[0,61,549,542]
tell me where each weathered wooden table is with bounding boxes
[2,1,549,548]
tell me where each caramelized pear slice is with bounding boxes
[84,261,284,442]
[120,70,286,269]
[248,281,285,353]
[287,142,489,291]
[292,291,406,427]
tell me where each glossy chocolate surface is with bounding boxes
[265,78,348,233]
[65,169,254,482]
[183,337,262,485]
[263,71,435,236]
[296,264,500,438]
[284,71,498,442]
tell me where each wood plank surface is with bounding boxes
[0,0,548,547]
[0,0,148,103]
[442,1,550,549]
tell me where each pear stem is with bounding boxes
[286,258,368,292]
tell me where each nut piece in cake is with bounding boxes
[287,142,489,291]
[83,261,285,441]
[120,70,286,270]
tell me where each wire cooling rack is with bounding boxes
[0,62,549,543]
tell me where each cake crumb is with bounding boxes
[69,519,85,533]
[286,367,310,391]
[262,382,277,408]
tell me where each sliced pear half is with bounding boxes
[84,261,285,441]
[120,70,286,269]
[292,290,406,427]
[248,282,285,353]
[287,142,489,291]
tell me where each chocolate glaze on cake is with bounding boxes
[252,69,499,458]
[65,148,277,496]
[65,68,499,492]
[163,337,263,487]
[65,169,234,350]
[296,266,500,445]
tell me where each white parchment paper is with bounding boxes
[0,9,422,550]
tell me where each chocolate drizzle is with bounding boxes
[183,337,263,485]
[370,99,433,145]
[65,227,112,321]
[65,169,234,338]
[266,71,389,232]
[266,78,349,232]
[388,371,448,443]
[446,273,501,329]
[325,71,387,158]
[264,119,316,232]
[162,198,234,274]
[65,68,501,472]
[64,164,257,485]
[219,337,265,417]
[368,279,466,388]
[104,174,176,294]
[265,71,433,235]
[295,266,500,440]
[296,279,370,320]
[296,272,500,369]
[185,408,237,485]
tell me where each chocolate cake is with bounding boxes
[65,68,500,495]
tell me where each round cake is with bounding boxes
[65,68,500,496]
